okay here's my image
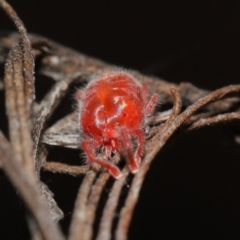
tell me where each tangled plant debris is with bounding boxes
[0,1,240,239]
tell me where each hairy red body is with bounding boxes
[76,72,158,178]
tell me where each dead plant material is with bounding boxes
[43,161,89,176]
[0,1,240,240]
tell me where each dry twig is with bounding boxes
[4,44,34,173]
[0,131,64,240]
[82,172,110,240]
[68,171,96,240]
[0,0,35,114]
[0,0,64,238]
[96,166,130,240]
[43,161,89,176]
[187,112,240,130]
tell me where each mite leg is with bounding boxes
[145,94,159,116]
[82,140,122,179]
[125,129,145,174]
[76,90,84,101]
[133,129,144,165]
[142,83,150,105]
[120,129,139,174]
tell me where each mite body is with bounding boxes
[76,72,158,178]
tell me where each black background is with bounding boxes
[0,1,240,239]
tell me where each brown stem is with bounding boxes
[82,172,110,240]
[0,0,35,114]
[4,44,34,174]
[187,112,240,130]
[43,161,89,176]
[96,166,129,240]
[68,171,96,240]
[0,131,64,240]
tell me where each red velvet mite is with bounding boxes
[76,72,159,178]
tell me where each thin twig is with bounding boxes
[187,112,240,130]
[96,166,130,240]
[185,111,217,124]
[0,131,64,240]
[154,85,240,152]
[4,44,34,173]
[82,172,110,240]
[43,161,89,176]
[159,88,182,132]
[1,0,65,233]
[0,0,35,114]
[68,171,96,240]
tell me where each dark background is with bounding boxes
[0,1,240,239]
